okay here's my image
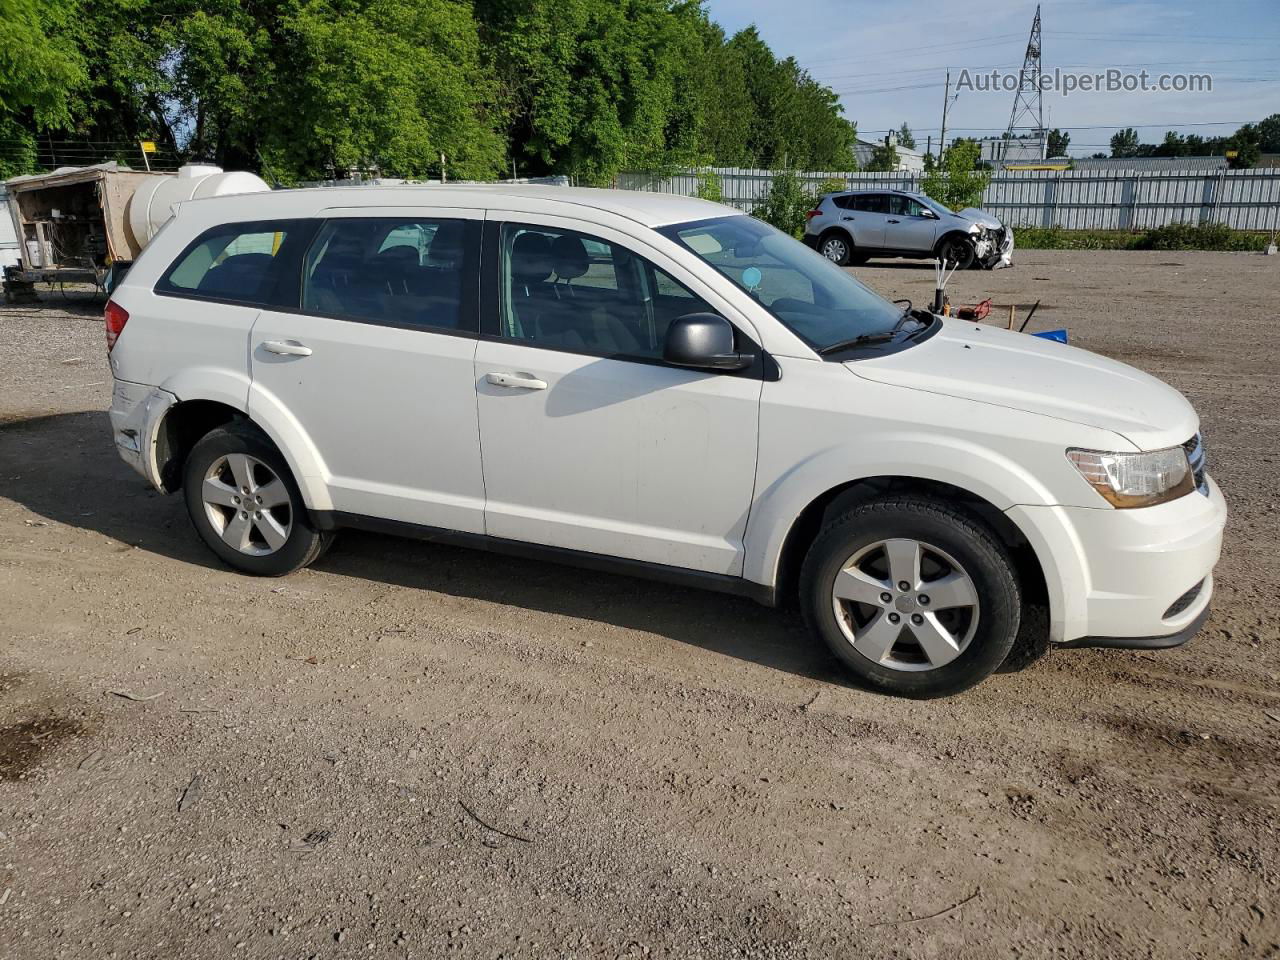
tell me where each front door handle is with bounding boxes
[486,372,547,391]
[887,218,901,224]
[263,340,313,357]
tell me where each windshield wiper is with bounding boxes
[817,309,930,356]
[817,331,896,355]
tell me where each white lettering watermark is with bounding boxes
[955,68,1212,97]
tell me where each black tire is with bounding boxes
[799,496,1021,698]
[182,421,328,577]
[818,231,853,266]
[997,602,1050,673]
[936,235,975,270]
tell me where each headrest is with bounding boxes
[511,232,552,283]
[551,235,589,281]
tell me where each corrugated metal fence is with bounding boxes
[616,167,1280,232]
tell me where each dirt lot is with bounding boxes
[1,250,1278,959]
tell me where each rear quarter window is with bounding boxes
[155,220,308,307]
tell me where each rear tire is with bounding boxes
[819,232,853,266]
[182,422,328,577]
[799,496,1021,698]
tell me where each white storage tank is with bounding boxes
[127,164,270,249]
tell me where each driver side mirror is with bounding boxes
[663,313,755,372]
[920,208,939,219]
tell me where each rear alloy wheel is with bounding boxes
[820,234,852,266]
[938,235,976,270]
[183,423,329,576]
[800,496,1020,698]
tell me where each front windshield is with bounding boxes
[658,215,904,351]
[906,193,948,217]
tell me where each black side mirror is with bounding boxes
[663,313,755,372]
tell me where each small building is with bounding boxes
[854,135,924,173]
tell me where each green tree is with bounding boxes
[266,0,504,180]
[1110,127,1140,158]
[920,140,990,210]
[1257,113,1280,153]
[753,169,813,237]
[896,123,915,150]
[694,169,723,202]
[865,142,898,172]
[1046,128,1070,156]
[0,0,85,175]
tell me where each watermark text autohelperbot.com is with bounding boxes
[956,68,1212,97]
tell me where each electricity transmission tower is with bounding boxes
[1002,5,1046,162]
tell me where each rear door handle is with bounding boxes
[263,340,313,357]
[486,372,547,391]
[841,216,855,221]
[887,219,901,224]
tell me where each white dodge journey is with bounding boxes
[105,186,1226,697]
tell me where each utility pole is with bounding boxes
[939,70,951,159]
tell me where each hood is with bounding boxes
[847,320,1197,450]
[956,207,1002,230]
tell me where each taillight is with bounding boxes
[805,209,823,219]
[104,300,129,351]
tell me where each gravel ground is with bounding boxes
[1,250,1278,959]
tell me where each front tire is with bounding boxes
[937,235,976,270]
[799,496,1021,698]
[183,422,328,576]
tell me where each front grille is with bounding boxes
[1164,579,1204,620]
[1183,433,1208,495]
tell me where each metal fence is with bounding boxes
[616,166,1280,232]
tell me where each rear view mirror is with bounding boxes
[663,313,755,371]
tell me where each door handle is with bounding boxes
[841,216,855,221]
[887,219,901,224]
[263,340,313,357]
[486,372,547,391]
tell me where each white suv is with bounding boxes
[105,186,1225,698]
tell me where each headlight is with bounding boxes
[1067,446,1194,508]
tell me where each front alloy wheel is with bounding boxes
[800,496,1021,698]
[831,538,979,671]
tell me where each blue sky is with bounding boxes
[704,0,1280,155]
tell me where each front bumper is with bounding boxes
[977,225,1014,269]
[1008,475,1226,646]
[109,378,176,490]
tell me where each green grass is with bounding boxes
[1015,223,1271,252]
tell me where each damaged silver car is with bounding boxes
[803,189,1013,270]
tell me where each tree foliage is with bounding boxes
[864,142,898,172]
[921,140,991,211]
[896,123,915,150]
[0,0,859,182]
[753,170,815,238]
[1046,128,1070,156]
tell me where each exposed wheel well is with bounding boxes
[773,476,1048,612]
[155,400,244,492]
[933,230,973,255]
[818,227,854,248]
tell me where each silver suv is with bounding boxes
[804,190,1013,270]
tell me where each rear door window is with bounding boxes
[156,220,305,307]
[850,195,888,213]
[301,217,478,332]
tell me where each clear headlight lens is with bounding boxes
[1067,446,1193,508]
